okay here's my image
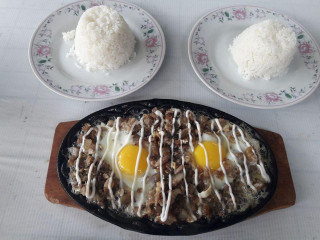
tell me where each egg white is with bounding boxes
[202,133,217,142]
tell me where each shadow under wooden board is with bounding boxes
[45,121,296,215]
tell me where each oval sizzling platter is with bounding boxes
[57,99,277,235]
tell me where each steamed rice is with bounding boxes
[229,20,296,80]
[72,5,135,72]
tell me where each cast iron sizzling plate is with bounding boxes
[57,99,278,235]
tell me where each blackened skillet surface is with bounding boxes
[57,99,277,236]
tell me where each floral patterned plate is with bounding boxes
[188,6,320,109]
[29,0,165,101]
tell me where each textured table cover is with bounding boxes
[1,0,320,239]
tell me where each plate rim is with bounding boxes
[28,0,166,101]
[188,5,320,109]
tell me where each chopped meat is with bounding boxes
[120,191,131,206]
[82,123,91,133]
[245,146,258,164]
[223,124,231,133]
[155,146,170,166]
[228,135,235,143]
[121,117,136,132]
[68,155,77,167]
[214,169,224,180]
[106,120,114,127]
[103,178,113,194]
[83,139,94,154]
[67,108,270,225]
[180,128,189,139]
[235,152,244,162]
[84,156,94,168]
[172,172,184,187]
[223,159,234,175]
[154,182,162,206]
[163,135,172,146]
[174,164,184,174]
[202,203,212,218]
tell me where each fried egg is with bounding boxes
[117,145,148,176]
[98,128,148,191]
[194,133,226,171]
[193,133,236,190]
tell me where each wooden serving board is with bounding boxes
[45,121,296,214]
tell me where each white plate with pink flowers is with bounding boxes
[188,5,320,109]
[29,0,165,101]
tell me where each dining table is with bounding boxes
[1,0,320,239]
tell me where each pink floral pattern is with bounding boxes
[298,42,312,54]
[37,45,51,56]
[265,92,281,103]
[197,53,208,64]
[145,37,158,48]
[234,9,246,20]
[89,3,100,8]
[93,85,110,95]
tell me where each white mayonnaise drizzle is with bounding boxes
[75,127,95,185]
[213,119,237,208]
[170,109,180,170]
[185,110,194,152]
[195,120,221,202]
[97,124,115,208]
[194,168,198,186]
[130,117,144,211]
[86,125,102,199]
[215,123,246,185]
[137,117,159,216]
[237,127,270,182]
[98,125,113,171]
[154,110,168,221]
[161,108,180,222]
[161,174,172,222]
[108,172,116,209]
[108,117,121,209]
[179,129,197,220]
[191,120,205,212]
[113,121,138,208]
[232,124,256,191]
[114,122,137,190]
[170,109,181,167]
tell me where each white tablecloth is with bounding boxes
[1,0,320,239]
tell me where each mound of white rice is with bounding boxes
[229,20,296,80]
[73,5,135,72]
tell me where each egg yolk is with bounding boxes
[194,141,226,171]
[117,145,148,176]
